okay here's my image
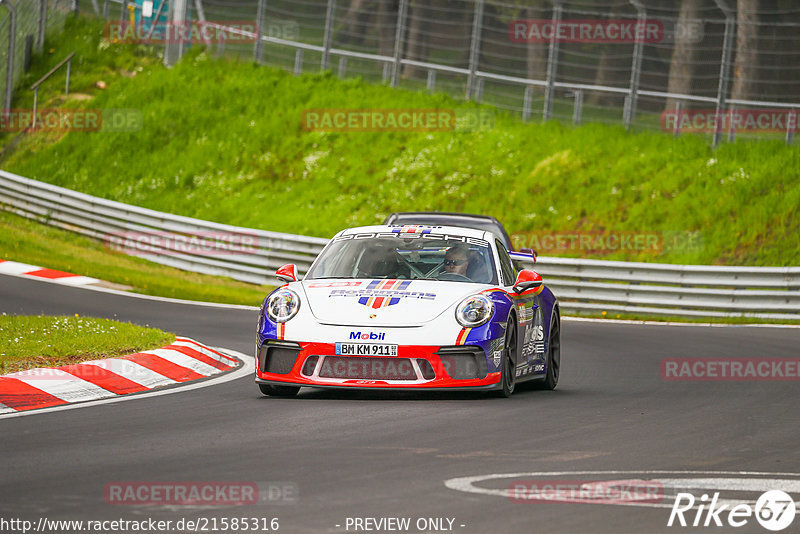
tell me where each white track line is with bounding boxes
[445,470,800,511]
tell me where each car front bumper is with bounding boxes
[254,340,503,390]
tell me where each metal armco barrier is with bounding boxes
[0,170,328,285]
[1,169,798,320]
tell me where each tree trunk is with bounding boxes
[337,0,373,47]
[731,0,760,102]
[377,0,399,57]
[666,0,703,110]
[586,45,623,105]
[524,4,547,89]
[587,8,628,106]
[402,0,432,80]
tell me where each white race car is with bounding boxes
[255,225,560,397]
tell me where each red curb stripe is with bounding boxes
[58,364,149,394]
[0,377,68,411]
[166,345,235,372]
[25,268,80,279]
[175,338,238,365]
[0,340,231,414]
[119,352,205,382]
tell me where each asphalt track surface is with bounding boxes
[1,273,799,534]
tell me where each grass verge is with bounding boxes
[0,313,174,374]
[0,210,271,305]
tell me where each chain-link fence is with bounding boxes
[62,1,800,144]
[0,0,74,113]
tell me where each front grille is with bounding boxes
[436,346,488,379]
[317,357,418,381]
[258,342,301,374]
[418,360,436,380]
[301,356,319,376]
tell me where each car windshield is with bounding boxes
[386,215,512,250]
[306,233,498,284]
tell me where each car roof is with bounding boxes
[384,212,513,250]
[338,224,495,242]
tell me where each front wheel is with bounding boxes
[258,384,300,397]
[495,319,517,398]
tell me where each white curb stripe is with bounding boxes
[0,261,41,275]
[80,358,176,388]
[0,260,100,286]
[0,402,14,415]
[7,369,116,403]
[141,349,220,376]
[48,275,101,285]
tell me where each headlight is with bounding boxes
[266,289,300,323]
[455,294,494,328]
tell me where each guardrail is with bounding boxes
[30,51,76,129]
[1,169,798,321]
[0,170,328,285]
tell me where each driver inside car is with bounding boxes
[443,245,470,277]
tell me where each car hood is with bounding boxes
[299,279,492,327]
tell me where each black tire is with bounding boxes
[495,319,517,398]
[534,312,560,390]
[258,384,300,397]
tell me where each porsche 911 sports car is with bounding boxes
[255,225,560,397]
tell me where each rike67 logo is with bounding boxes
[668,490,796,531]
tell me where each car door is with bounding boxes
[496,240,544,378]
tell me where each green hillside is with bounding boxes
[2,15,799,267]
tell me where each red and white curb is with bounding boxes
[0,259,104,287]
[0,337,240,414]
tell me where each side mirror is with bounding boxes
[513,269,543,294]
[519,247,537,263]
[276,264,298,283]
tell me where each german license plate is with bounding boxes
[334,343,398,356]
